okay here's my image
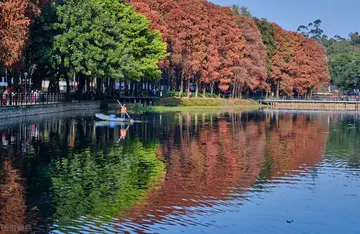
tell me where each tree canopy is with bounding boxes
[0,0,331,98]
[0,0,42,67]
[128,1,329,97]
[298,19,360,92]
[329,53,360,91]
[53,0,167,81]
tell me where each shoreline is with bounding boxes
[0,101,101,120]
[260,100,360,111]
[0,108,99,130]
[139,105,262,112]
[3,97,359,120]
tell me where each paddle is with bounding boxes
[117,100,132,120]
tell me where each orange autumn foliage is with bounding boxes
[233,15,268,94]
[0,0,42,67]
[270,24,330,96]
[265,114,328,177]
[128,0,329,97]
[0,161,26,231]
[128,0,269,96]
[290,34,330,95]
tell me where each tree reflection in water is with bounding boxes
[118,112,329,231]
[0,111,333,232]
[51,139,165,227]
[0,117,165,232]
[0,161,26,232]
[327,114,360,167]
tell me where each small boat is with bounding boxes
[95,114,132,122]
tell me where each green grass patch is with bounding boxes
[139,97,263,113]
[181,98,222,107]
[142,105,261,113]
[159,97,261,107]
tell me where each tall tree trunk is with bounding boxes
[49,72,60,93]
[195,82,199,98]
[137,81,141,96]
[164,72,169,91]
[132,81,136,96]
[48,76,53,93]
[186,79,190,98]
[59,56,69,97]
[96,78,102,93]
[210,83,214,95]
[202,85,206,98]
[77,74,86,94]
[86,77,91,93]
[65,74,70,95]
[179,75,184,97]
[73,72,76,91]
[109,79,115,95]
[128,82,134,97]
[56,74,60,93]
[32,66,46,90]
[65,76,70,97]
[276,81,280,98]
[103,78,108,94]
[232,85,235,99]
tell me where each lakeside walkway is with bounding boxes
[1,93,159,107]
[260,99,360,110]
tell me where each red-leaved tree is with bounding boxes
[0,0,42,68]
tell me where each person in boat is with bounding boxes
[120,104,127,119]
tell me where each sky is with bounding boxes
[209,0,359,38]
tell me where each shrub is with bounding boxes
[206,93,218,98]
[181,98,222,106]
[164,101,179,107]
[196,92,218,98]
[158,97,182,106]
[162,90,188,98]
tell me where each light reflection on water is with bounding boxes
[0,110,360,233]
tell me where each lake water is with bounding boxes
[0,110,360,233]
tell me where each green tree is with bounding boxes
[309,19,324,40]
[254,18,277,76]
[329,53,360,91]
[297,25,309,37]
[324,39,360,60]
[350,32,360,45]
[230,5,252,18]
[28,2,60,91]
[30,0,167,94]
[297,19,325,40]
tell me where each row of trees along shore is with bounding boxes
[297,20,360,93]
[0,0,330,98]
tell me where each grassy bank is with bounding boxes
[139,97,262,112]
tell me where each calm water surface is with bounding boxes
[0,110,360,233]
